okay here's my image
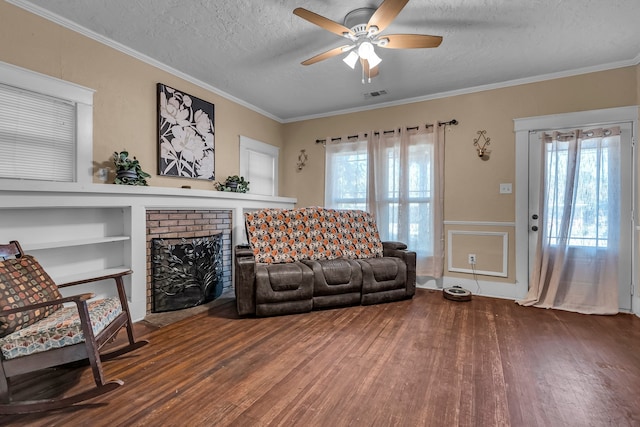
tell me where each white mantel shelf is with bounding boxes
[0,180,296,206]
[0,181,297,321]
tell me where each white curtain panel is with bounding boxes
[324,126,444,277]
[518,127,621,314]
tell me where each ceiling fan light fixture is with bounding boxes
[343,51,359,69]
[357,41,375,59]
[367,50,382,68]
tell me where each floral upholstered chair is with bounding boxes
[0,240,147,414]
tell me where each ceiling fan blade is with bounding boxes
[302,45,352,66]
[361,59,380,79]
[294,8,355,37]
[367,0,410,33]
[379,34,443,49]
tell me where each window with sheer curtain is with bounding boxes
[324,127,444,277]
[324,137,368,210]
[519,126,626,314]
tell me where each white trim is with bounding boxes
[283,61,640,123]
[444,220,515,227]
[6,0,280,123]
[417,277,524,301]
[0,60,94,185]
[514,105,639,132]
[447,230,509,278]
[0,61,94,105]
[8,0,639,124]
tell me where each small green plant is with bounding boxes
[112,150,151,186]
[214,175,250,193]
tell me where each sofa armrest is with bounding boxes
[235,244,254,257]
[382,241,407,252]
[234,245,256,315]
[381,241,416,297]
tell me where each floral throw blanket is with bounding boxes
[245,207,384,264]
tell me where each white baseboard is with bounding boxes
[417,276,526,301]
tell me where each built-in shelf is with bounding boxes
[22,236,130,251]
[0,181,297,321]
[54,267,131,287]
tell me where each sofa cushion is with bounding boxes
[255,262,314,303]
[302,259,362,294]
[254,261,314,317]
[0,255,63,337]
[358,257,407,293]
[266,263,310,292]
[317,259,353,285]
[0,297,122,360]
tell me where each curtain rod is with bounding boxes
[439,119,458,127]
[315,120,457,145]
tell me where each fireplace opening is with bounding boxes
[151,233,223,313]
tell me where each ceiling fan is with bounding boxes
[293,0,443,83]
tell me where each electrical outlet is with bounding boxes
[468,254,476,265]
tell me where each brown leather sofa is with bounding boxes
[234,207,416,317]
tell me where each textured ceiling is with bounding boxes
[13,0,640,122]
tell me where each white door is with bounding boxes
[528,123,633,311]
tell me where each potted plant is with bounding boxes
[112,150,151,186]
[214,175,250,193]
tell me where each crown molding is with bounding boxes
[6,0,281,123]
[283,58,640,123]
[8,0,640,125]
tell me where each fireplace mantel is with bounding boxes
[0,181,297,321]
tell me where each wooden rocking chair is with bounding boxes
[0,240,148,414]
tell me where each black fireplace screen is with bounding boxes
[151,234,223,313]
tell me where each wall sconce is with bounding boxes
[296,149,308,171]
[473,130,491,159]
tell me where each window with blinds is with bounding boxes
[0,83,76,182]
[239,135,279,197]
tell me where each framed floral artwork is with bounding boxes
[157,83,215,180]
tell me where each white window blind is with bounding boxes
[0,83,76,182]
[247,150,275,196]
[239,135,279,197]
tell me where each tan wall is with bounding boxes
[0,2,284,191]
[283,66,638,283]
[2,1,638,284]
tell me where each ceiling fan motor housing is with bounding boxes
[343,8,376,32]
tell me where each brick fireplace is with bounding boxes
[145,209,232,314]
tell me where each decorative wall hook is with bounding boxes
[296,149,308,171]
[473,130,491,158]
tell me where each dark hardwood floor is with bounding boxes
[2,289,640,426]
